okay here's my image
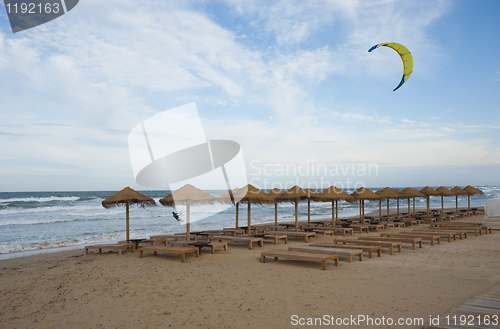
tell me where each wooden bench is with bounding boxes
[431,222,492,234]
[150,234,198,241]
[381,233,441,246]
[208,236,264,250]
[313,229,334,235]
[429,225,482,236]
[139,246,199,262]
[85,243,135,255]
[260,249,339,270]
[263,235,288,244]
[222,228,245,235]
[367,224,385,232]
[410,230,459,242]
[253,225,287,231]
[333,227,354,236]
[348,224,369,233]
[334,238,402,255]
[266,231,317,242]
[289,246,363,262]
[208,242,227,254]
[358,236,422,250]
[378,221,395,229]
[309,243,381,258]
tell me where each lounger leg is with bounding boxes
[139,250,143,258]
[347,255,352,262]
[322,261,326,270]
[368,250,372,258]
[359,253,363,261]
[249,242,253,250]
[274,257,278,261]
[397,245,402,252]
[261,255,266,263]
[154,251,157,255]
[259,241,263,247]
[85,248,89,255]
[377,249,381,257]
[211,246,215,254]
[196,250,199,257]
[132,246,136,252]
[274,238,277,245]
[305,237,308,243]
[389,246,393,255]
[99,248,102,253]
[181,253,185,262]
[412,242,416,250]
[118,248,122,255]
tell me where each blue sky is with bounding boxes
[0,0,499,192]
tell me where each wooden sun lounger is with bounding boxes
[85,243,135,255]
[309,243,381,258]
[333,227,354,236]
[289,246,363,262]
[334,238,401,255]
[409,230,459,242]
[348,224,369,233]
[266,231,317,242]
[208,236,263,250]
[431,222,492,234]
[260,249,339,270]
[313,229,334,235]
[378,221,395,229]
[366,224,385,231]
[150,234,198,241]
[253,225,287,231]
[425,227,471,238]
[263,235,288,244]
[381,233,441,246]
[139,246,199,262]
[358,236,423,250]
[221,228,246,235]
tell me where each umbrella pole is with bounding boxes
[359,200,362,220]
[235,202,239,228]
[413,197,415,215]
[468,195,471,210]
[379,200,381,218]
[397,199,399,216]
[427,196,430,216]
[186,202,191,242]
[361,200,365,224]
[331,200,334,227]
[335,200,338,224]
[295,198,299,232]
[407,198,410,218]
[455,195,458,212]
[274,203,278,226]
[441,195,444,214]
[308,199,311,223]
[387,198,390,218]
[248,200,251,236]
[126,201,130,241]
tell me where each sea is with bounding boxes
[1,186,498,259]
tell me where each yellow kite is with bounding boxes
[368,42,413,91]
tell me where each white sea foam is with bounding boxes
[0,196,80,203]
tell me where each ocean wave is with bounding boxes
[0,204,108,215]
[0,216,113,226]
[0,196,80,203]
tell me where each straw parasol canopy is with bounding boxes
[449,186,467,212]
[223,185,274,235]
[401,187,425,216]
[462,185,484,209]
[350,187,380,223]
[102,187,156,241]
[275,186,309,231]
[160,184,218,240]
[375,187,401,219]
[312,186,355,225]
[420,186,439,216]
[434,186,453,215]
[266,188,284,225]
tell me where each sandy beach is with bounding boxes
[1,213,498,329]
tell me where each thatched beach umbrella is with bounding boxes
[102,187,156,241]
[449,186,466,212]
[266,188,284,225]
[228,184,275,236]
[275,186,309,231]
[401,187,425,216]
[463,185,484,210]
[350,187,380,224]
[312,186,356,226]
[420,186,439,216]
[434,186,452,214]
[160,184,217,241]
[375,187,401,219]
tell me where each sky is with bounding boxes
[0,0,499,192]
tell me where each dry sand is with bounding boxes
[1,214,499,328]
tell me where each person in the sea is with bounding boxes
[172,212,182,221]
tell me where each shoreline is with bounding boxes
[1,214,498,328]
